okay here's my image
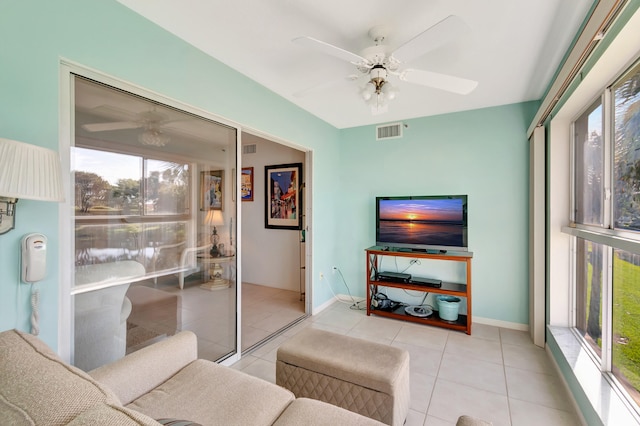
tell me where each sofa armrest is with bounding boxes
[89,330,198,405]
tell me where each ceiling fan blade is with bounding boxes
[400,69,478,95]
[293,36,368,65]
[81,121,142,132]
[391,15,469,64]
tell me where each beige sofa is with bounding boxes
[0,329,384,425]
[0,329,492,426]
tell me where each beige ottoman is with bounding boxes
[276,329,410,426]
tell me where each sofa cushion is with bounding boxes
[90,330,198,405]
[273,398,386,425]
[126,359,295,426]
[0,329,128,425]
[65,405,160,425]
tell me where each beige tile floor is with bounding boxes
[128,279,580,425]
[241,282,306,351]
[233,300,583,426]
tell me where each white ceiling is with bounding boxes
[117,0,594,129]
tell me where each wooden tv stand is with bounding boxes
[365,246,472,334]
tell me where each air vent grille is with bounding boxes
[376,123,403,140]
[242,144,257,154]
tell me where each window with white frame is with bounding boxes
[572,58,640,407]
[73,146,190,275]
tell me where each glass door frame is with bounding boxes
[58,59,243,365]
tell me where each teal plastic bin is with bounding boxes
[436,295,461,321]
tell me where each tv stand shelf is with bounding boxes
[366,246,472,334]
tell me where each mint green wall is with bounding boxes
[337,102,539,325]
[0,1,339,349]
[0,1,537,351]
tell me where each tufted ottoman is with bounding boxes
[276,328,410,426]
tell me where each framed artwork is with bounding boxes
[265,163,302,229]
[241,167,254,202]
[200,170,224,210]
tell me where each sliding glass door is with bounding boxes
[71,76,238,370]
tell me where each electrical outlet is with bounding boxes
[332,266,337,273]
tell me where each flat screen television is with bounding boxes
[376,195,468,252]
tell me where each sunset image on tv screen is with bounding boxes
[379,198,463,223]
[378,198,466,247]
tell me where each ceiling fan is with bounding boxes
[293,15,478,114]
[81,108,172,147]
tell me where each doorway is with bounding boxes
[240,132,308,351]
[62,64,311,367]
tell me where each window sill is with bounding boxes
[548,325,640,425]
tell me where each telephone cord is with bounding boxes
[30,285,40,336]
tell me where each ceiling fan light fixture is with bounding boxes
[138,128,170,147]
[370,64,387,81]
[361,64,399,110]
[367,94,380,106]
[360,82,376,101]
[381,82,399,101]
[367,90,388,107]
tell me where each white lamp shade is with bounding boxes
[204,209,224,226]
[0,138,64,201]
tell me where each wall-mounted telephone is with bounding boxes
[21,233,47,283]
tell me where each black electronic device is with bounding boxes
[375,195,468,252]
[377,271,411,283]
[371,293,400,311]
[409,277,443,288]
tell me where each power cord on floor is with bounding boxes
[325,267,366,310]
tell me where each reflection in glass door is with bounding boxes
[71,76,237,370]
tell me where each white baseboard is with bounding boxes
[311,296,339,315]
[470,316,529,331]
[313,297,530,333]
[312,294,365,315]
